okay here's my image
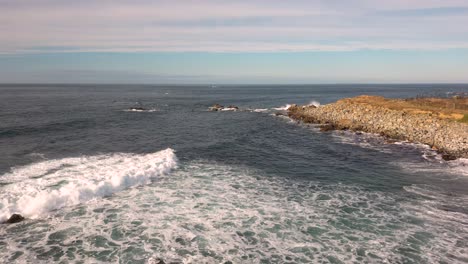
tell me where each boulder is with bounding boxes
[208,104,224,111]
[4,214,25,224]
[441,153,457,161]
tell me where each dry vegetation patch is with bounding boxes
[338,95,468,123]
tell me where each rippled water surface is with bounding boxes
[0,84,467,263]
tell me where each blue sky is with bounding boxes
[1,0,468,83]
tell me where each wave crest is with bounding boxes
[0,148,177,221]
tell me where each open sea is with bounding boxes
[0,84,467,264]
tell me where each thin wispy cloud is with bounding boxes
[1,0,468,53]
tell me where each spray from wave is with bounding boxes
[0,148,177,221]
[307,100,321,107]
[273,104,292,111]
[273,100,320,111]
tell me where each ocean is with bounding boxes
[0,84,467,263]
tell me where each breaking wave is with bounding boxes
[307,100,321,107]
[0,149,177,221]
[273,104,293,111]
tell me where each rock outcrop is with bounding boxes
[288,95,468,159]
[208,104,239,111]
[3,214,25,224]
[208,104,224,111]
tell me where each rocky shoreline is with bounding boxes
[288,95,468,159]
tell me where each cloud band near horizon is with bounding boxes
[2,0,468,54]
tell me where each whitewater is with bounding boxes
[0,84,467,263]
[0,149,177,221]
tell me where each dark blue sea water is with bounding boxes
[0,84,467,263]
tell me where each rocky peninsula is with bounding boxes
[288,95,468,159]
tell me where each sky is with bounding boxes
[1,0,468,84]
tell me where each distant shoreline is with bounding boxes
[288,95,468,159]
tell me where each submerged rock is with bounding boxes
[4,214,25,224]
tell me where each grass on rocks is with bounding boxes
[338,95,468,123]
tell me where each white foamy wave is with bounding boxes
[307,100,321,107]
[450,158,468,168]
[273,100,320,111]
[396,142,468,175]
[395,160,468,177]
[220,107,238,111]
[394,144,468,176]
[330,130,467,176]
[252,108,269,112]
[0,148,177,221]
[273,104,292,111]
[331,130,394,153]
[123,108,158,112]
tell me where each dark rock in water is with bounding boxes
[209,104,239,111]
[149,258,165,264]
[274,112,285,116]
[155,258,165,264]
[4,214,25,224]
[209,104,224,111]
[129,107,147,111]
[442,153,457,161]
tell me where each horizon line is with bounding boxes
[1,83,468,86]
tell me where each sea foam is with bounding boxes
[0,148,177,222]
[1,160,466,263]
